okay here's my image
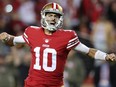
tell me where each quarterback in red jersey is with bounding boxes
[23,26,80,87]
[0,2,116,87]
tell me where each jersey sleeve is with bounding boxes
[22,26,31,45]
[66,30,80,50]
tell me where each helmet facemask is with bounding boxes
[41,3,64,31]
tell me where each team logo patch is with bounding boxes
[45,39,49,43]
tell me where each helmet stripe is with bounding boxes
[56,4,58,9]
[52,3,57,9]
[52,3,54,9]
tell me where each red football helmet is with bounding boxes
[41,2,64,31]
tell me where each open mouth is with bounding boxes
[50,23,56,25]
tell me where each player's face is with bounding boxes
[45,13,60,26]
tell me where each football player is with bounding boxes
[0,2,116,87]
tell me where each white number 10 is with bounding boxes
[34,47,57,72]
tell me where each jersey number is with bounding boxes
[34,47,57,72]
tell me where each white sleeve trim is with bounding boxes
[13,36,25,45]
[74,42,90,54]
[67,37,79,49]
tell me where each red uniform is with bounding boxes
[23,26,80,87]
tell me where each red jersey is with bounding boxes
[23,26,80,86]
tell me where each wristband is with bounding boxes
[95,50,107,60]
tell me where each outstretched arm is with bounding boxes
[74,43,116,62]
[87,48,116,61]
[0,32,25,47]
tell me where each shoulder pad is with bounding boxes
[30,26,40,29]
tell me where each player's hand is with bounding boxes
[105,53,116,62]
[0,32,9,42]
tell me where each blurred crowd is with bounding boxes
[0,0,116,87]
